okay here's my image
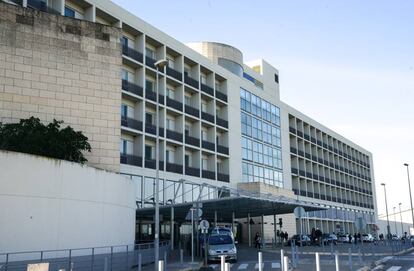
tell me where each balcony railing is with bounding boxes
[201,83,214,96]
[166,129,183,142]
[121,116,143,131]
[185,135,200,147]
[185,166,200,177]
[216,117,228,128]
[202,170,215,180]
[122,80,143,97]
[166,97,183,111]
[144,159,164,170]
[217,145,229,155]
[166,162,183,174]
[202,140,215,151]
[145,56,156,69]
[120,154,142,167]
[145,124,164,137]
[27,0,60,14]
[185,105,199,117]
[166,66,182,81]
[217,173,230,182]
[201,112,215,123]
[145,90,164,104]
[184,73,199,89]
[122,45,143,63]
[215,90,228,102]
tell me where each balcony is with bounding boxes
[217,173,230,182]
[145,90,164,104]
[184,73,199,89]
[145,124,164,137]
[290,147,297,154]
[300,190,307,197]
[291,168,299,175]
[202,170,215,180]
[185,166,200,177]
[166,97,183,111]
[185,135,200,147]
[121,116,143,131]
[185,105,199,118]
[120,154,142,167]
[144,159,164,170]
[201,83,214,96]
[215,90,228,102]
[201,112,215,123]
[304,134,310,141]
[217,145,229,155]
[27,0,60,14]
[166,129,183,142]
[145,56,156,69]
[122,80,143,97]
[216,117,228,128]
[122,45,143,63]
[166,66,182,81]
[202,140,215,151]
[296,131,303,138]
[166,162,183,174]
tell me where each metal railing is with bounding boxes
[0,241,170,271]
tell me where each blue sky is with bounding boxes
[112,0,414,224]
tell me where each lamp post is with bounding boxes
[398,203,404,236]
[393,207,398,236]
[381,183,391,239]
[154,59,168,271]
[403,163,414,232]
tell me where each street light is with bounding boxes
[381,183,391,239]
[393,206,398,236]
[399,203,404,237]
[154,58,168,271]
[403,163,414,232]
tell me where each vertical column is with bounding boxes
[248,213,251,247]
[232,212,235,237]
[170,206,174,251]
[273,214,277,246]
[214,210,217,227]
[261,215,264,245]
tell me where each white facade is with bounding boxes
[1,0,377,241]
[0,151,136,254]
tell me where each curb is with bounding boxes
[357,246,414,271]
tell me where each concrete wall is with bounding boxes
[0,2,122,172]
[0,150,136,253]
[377,219,413,237]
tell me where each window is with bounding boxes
[184,95,191,105]
[120,139,133,155]
[217,161,222,172]
[201,130,208,141]
[202,158,208,170]
[167,57,175,69]
[200,74,207,84]
[166,149,175,163]
[145,112,153,125]
[201,101,207,112]
[166,118,175,130]
[121,69,128,81]
[167,88,175,99]
[185,125,191,136]
[121,36,128,48]
[64,6,75,18]
[146,47,156,59]
[146,80,154,92]
[185,154,191,167]
[145,145,153,160]
[121,104,134,118]
[274,73,279,83]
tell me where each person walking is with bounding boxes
[255,232,262,250]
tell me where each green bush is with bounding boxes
[0,117,91,164]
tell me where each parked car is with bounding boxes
[322,234,338,245]
[207,233,237,263]
[337,234,354,243]
[362,234,374,242]
[289,234,311,246]
[391,234,400,240]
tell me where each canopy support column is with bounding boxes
[248,213,251,247]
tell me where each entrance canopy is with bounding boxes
[136,180,325,222]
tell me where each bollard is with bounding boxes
[224,262,231,271]
[138,254,142,271]
[295,244,299,264]
[283,256,289,271]
[330,242,334,259]
[280,249,284,271]
[335,251,340,271]
[158,260,164,271]
[291,243,295,268]
[220,255,225,271]
[348,247,352,271]
[104,257,108,271]
[180,249,183,264]
[70,262,74,271]
[258,251,263,271]
[315,252,320,271]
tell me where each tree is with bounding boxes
[0,117,91,164]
